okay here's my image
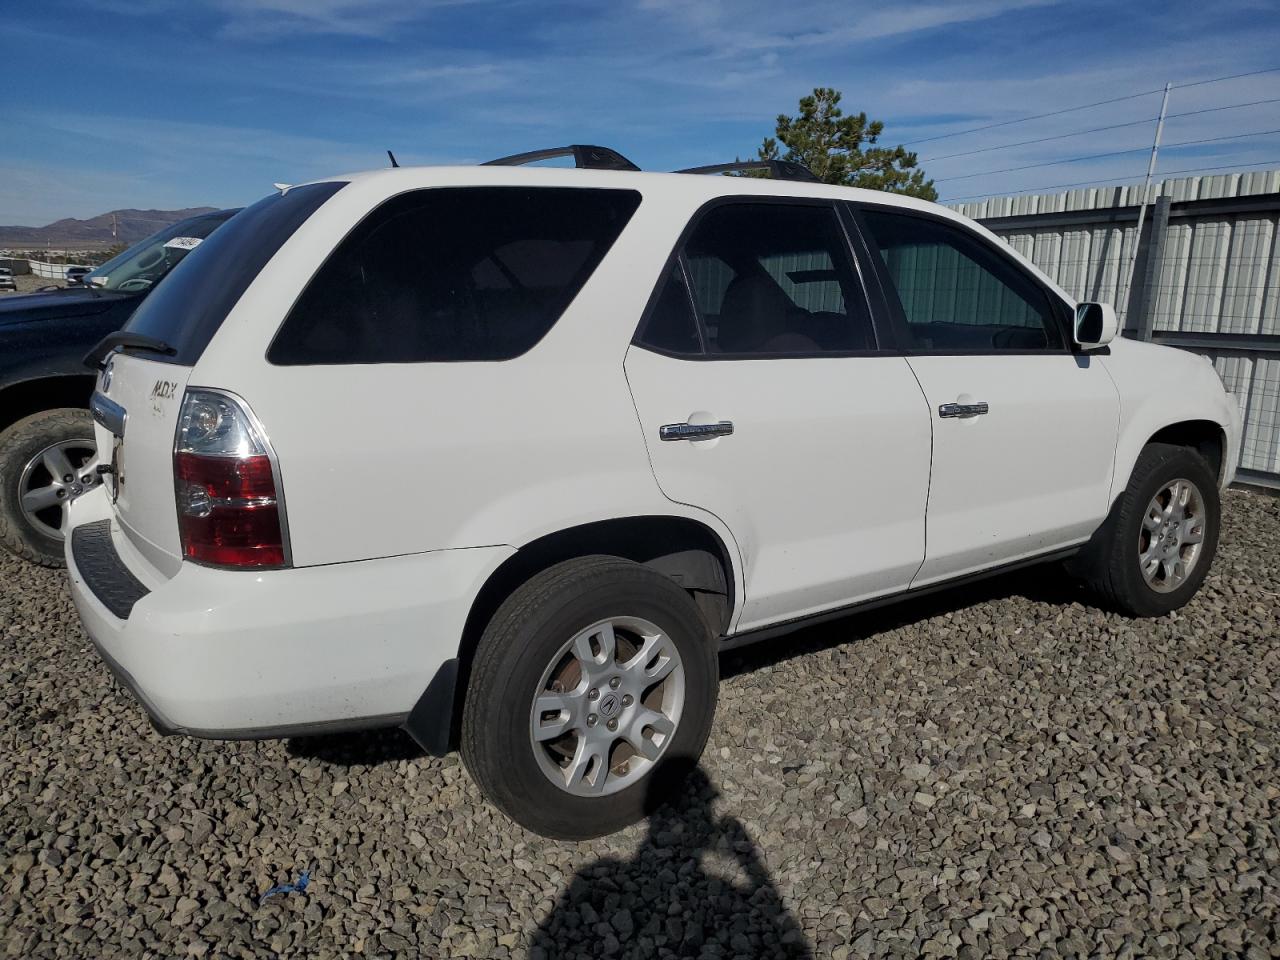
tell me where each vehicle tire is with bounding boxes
[0,408,100,567]
[1077,442,1220,617]
[461,555,718,840]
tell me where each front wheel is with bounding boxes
[461,556,718,839]
[1077,442,1221,617]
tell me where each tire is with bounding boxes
[0,408,98,567]
[1077,442,1220,617]
[461,555,718,840]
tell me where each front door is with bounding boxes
[624,200,933,631]
[855,206,1120,586]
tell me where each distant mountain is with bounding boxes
[0,207,220,247]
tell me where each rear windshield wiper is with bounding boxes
[84,331,177,370]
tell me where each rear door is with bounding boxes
[852,205,1119,586]
[625,199,932,632]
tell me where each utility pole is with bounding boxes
[1123,82,1171,330]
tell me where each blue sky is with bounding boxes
[2,0,1279,224]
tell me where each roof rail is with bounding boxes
[674,159,819,183]
[483,145,640,172]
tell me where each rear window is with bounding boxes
[267,186,641,364]
[124,182,346,365]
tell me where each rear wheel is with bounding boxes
[0,409,101,566]
[461,555,717,839]
[1077,442,1220,617]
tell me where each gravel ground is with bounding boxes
[2,490,1278,959]
[1,274,62,295]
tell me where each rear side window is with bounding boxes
[124,182,346,365]
[682,202,873,356]
[269,187,641,364]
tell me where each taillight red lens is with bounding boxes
[173,390,287,569]
[175,453,284,567]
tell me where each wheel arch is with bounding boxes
[1111,413,1233,503]
[404,514,739,756]
[0,374,97,435]
[1146,419,1225,483]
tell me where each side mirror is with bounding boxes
[1074,302,1118,349]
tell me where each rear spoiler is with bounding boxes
[84,331,176,371]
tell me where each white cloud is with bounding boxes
[211,0,486,38]
[370,62,513,95]
[622,0,1064,58]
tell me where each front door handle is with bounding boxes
[938,402,989,419]
[659,421,734,441]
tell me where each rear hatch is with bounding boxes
[89,181,346,576]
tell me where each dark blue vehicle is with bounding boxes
[0,209,237,565]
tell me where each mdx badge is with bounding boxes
[150,379,179,400]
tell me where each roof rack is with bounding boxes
[673,159,819,183]
[478,148,819,182]
[483,144,640,172]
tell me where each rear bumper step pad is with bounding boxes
[71,519,150,620]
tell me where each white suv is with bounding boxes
[65,147,1241,839]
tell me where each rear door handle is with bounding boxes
[938,402,989,419]
[659,421,734,441]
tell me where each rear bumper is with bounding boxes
[65,488,512,740]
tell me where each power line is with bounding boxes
[941,159,1280,204]
[1163,127,1280,149]
[1165,96,1280,121]
[934,146,1149,183]
[902,65,1280,148]
[933,128,1280,184]
[922,117,1157,162]
[1159,158,1280,177]
[925,98,1280,164]
[902,89,1163,147]
[1172,66,1280,89]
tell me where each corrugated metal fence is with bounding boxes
[953,171,1280,487]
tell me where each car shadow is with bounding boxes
[720,561,1086,680]
[286,562,1085,766]
[529,766,812,959]
[286,725,424,765]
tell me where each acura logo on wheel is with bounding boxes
[599,694,620,718]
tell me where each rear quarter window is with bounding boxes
[267,186,641,364]
[124,182,346,365]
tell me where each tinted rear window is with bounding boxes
[124,182,346,365]
[267,186,641,364]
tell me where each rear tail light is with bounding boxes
[174,390,288,569]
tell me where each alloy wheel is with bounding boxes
[529,616,685,797]
[1138,477,1206,593]
[18,439,100,541]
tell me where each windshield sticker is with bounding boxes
[163,236,204,251]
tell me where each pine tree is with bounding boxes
[755,87,936,200]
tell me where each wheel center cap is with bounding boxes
[599,694,621,718]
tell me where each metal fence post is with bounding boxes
[1120,82,1172,318]
[1135,194,1172,341]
